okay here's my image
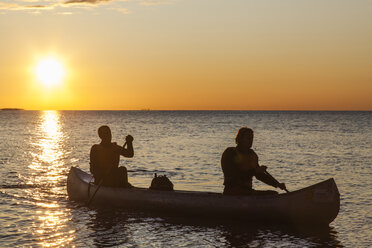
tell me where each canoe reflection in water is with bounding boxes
[88,210,132,247]
[71,207,343,247]
[221,221,343,247]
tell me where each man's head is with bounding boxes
[235,127,254,147]
[98,125,112,143]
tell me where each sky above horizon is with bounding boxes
[1,0,371,110]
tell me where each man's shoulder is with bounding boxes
[247,149,257,155]
[221,147,238,168]
[222,147,237,156]
[91,144,99,150]
[111,142,123,149]
[224,147,237,152]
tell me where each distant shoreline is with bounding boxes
[1,108,24,111]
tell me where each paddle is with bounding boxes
[87,141,127,206]
[264,169,289,193]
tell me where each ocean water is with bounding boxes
[0,110,371,247]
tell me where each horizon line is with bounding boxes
[1,108,371,112]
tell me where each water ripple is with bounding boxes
[0,110,371,247]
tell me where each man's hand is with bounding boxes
[125,135,134,143]
[278,183,286,191]
[256,165,267,173]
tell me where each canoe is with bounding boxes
[67,167,340,226]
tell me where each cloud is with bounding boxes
[0,2,54,10]
[58,11,73,15]
[0,0,175,14]
[117,7,130,14]
[26,5,54,9]
[64,0,112,4]
[140,0,174,6]
[0,2,18,10]
[0,0,112,10]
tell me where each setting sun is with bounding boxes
[35,58,65,87]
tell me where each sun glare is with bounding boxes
[36,58,65,87]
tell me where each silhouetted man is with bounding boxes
[90,125,134,187]
[221,127,286,195]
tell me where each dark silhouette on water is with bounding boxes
[89,125,134,187]
[221,127,287,195]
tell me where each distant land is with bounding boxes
[1,108,24,111]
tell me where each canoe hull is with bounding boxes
[67,167,339,225]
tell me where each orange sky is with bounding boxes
[0,0,371,110]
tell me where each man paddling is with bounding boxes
[90,125,134,187]
[221,127,286,195]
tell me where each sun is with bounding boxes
[35,58,65,87]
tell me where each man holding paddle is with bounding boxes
[90,125,134,188]
[221,127,287,195]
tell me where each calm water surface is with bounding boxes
[0,111,371,247]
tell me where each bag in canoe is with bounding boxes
[149,173,174,191]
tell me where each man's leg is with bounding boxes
[223,186,254,195]
[117,166,132,188]
[251,189,278,195]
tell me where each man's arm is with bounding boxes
[119,135,134,158]
[255,167,286,190]
[255,170,280,188]
[248,150,280,188]
[90,145,99,175]
[221,147,236,174]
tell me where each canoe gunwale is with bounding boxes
[67,166,340,225]
[69,166,338,200]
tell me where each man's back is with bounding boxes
[89,125,134,187]
[90,143,122,181]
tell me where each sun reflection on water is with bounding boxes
[29,111,64,167]
[27,111,75,247]
[39,111,63,163]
